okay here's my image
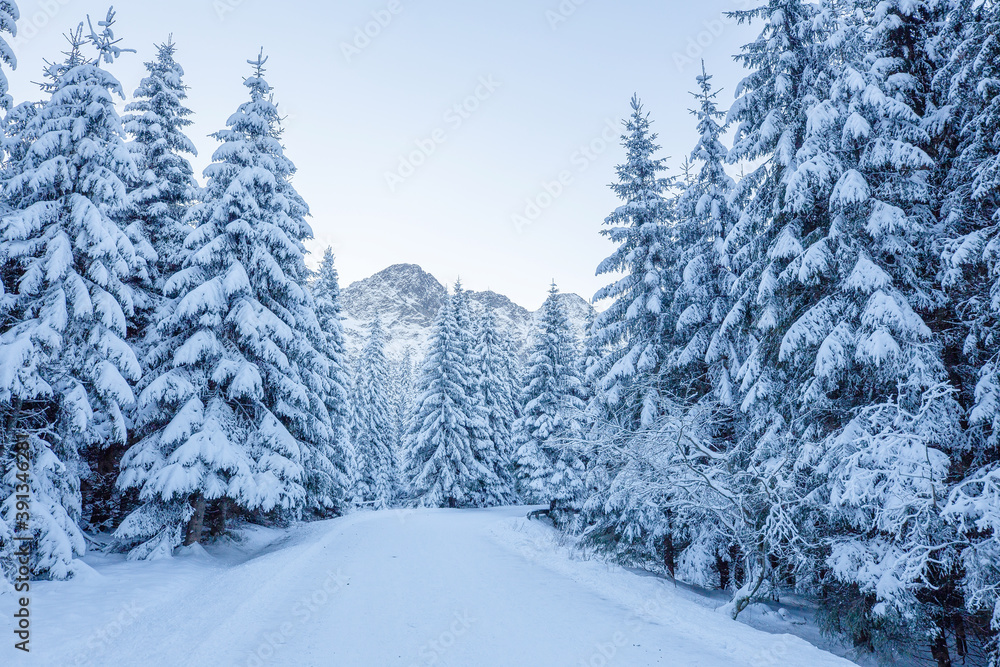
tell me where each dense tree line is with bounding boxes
[2,3,1000,665]
[576,2,1000,664]
[0,9,359,572]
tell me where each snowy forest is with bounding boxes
[2,1,1000,666]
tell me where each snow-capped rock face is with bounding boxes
[340,264,593,359]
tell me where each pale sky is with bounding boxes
[7,0,755,310]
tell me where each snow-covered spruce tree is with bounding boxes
[450,280,514,505]
[583,67,744,575]
[769,4,964,659]
[351,318,397,509]
[671,63,739,409]
[588,95,676,430]
[514,283,587,519]
[666,64,745,582]
[388,347,414,495]
[123,37,197,291]
[666,0,839,617]
[0,1,15,111]
[114,52,332,556]
[0,0,22,588]
[472,307,518,504]
[308,247,353,514]
[580,96,678,554]
[405,294,501,508]
[91,37,200,533]
[0,15,141,578]
[936,3,1000,662]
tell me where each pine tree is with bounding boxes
[351,318,396,509]
[668,0,839,617]
[0,1,15,111]
[514,283,587,516]
[721,0,831,430]
[0,14,140,577]
[583,66,742,574]
[936,4,1000,663]
[123,37,198,290]
[405,295,500,507]
[472,307,518,504]
[307,247,353,515]
[671,63,740,408]
[115,52,330,556]
[588,96,676,430]
[777,4,964,655]
[388,347,415,495]
[90,37,200,534]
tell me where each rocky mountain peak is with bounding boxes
[340,264,593,358]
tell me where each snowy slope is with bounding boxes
[340,264,593,357]
[2,507,858,667]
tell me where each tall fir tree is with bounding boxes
[351,318,396,509]
[307,247,353,514]
[783,3,965,656]
[514,283,587,516]
[472,307,518,505]
[581,94,679,567]
[405,294,501,507]
[388,347,415,494]
[588,96,676,430]
[671,63,740,408]
[123,37,198,290]
[583,66,743,574]
[936,3,1000,663]
[90,37,200,533]
[114,52,331,556]
[0,14,140,578]
[679,0,836,617]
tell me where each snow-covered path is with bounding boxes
[4,507,856,666]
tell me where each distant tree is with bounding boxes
[351,318,397,509]
[472,307,519,504]
[307,248,353,515]
[514,283,587,517]
[405,294,501,507]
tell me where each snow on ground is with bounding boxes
[2,507,858,666]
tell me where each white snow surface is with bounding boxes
[2,507,857,666]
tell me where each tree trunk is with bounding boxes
[208,498,229,537]
[930,616,952,667]
[730,548,769,620]
[730,544,744,587]
[663,533,675,580]
[447,496,457,509]
[716,552,731,591]
[184,493,206,546]
[953,613,967,660]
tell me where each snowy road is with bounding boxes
[4,507,856,666]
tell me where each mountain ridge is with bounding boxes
[340,263,593,357]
